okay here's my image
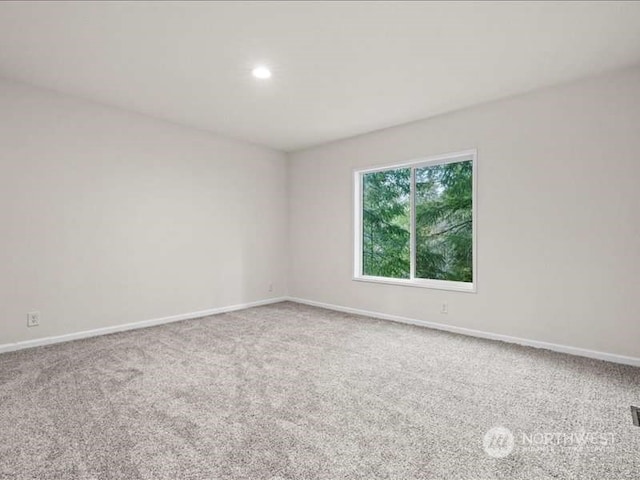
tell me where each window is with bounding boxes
[354,150,476,292]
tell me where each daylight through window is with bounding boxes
[354,150,476,292]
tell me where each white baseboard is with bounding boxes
[4,295,638,368]
[286,296,640,368]
[0,297,287,354]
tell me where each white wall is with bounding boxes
[0,79,287,345]
[3,67,640,359]
[288,67,640,359]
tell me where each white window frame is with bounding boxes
[353,149,477,293]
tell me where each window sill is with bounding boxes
[353,275,476,293]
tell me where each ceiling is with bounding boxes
[1,1,640,152]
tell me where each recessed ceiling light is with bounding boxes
[252,66,272,80]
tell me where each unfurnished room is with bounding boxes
[0,1,639,479]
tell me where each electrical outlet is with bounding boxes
[268,283,274,292]
[27,311,40,327]
[440,303,448,315]
[632,406,640,427]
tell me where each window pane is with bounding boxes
[415,160,473,282]
[362,168,410,278]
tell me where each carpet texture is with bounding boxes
[0,301,639,479]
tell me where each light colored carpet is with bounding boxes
[0,301,638,479]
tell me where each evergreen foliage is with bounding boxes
[362,160,472,282]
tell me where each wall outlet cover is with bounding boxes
[27,311,40,327]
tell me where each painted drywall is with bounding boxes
[0,79,287,345]
[288,66,640,359]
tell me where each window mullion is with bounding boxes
[410,167,416,280]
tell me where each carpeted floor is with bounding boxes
[0,301,638,479]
